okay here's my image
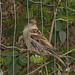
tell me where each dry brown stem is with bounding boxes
[49,68,61,75]
[49,0,61,43]
[60,48,75,57]
[44,61,48,75]
[56,18,67,22]
[28,61,53,75]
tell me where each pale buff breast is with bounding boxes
[23,23,38,48]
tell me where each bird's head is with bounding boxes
[29,19,37,25]
[24,19,38,30]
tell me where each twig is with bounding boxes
[56,18,67,22]
[49,0,61,43]
[56,18,73,22]
[60,49,75,57]
[28,61,53,75]
[44,61,48,75]
[62,56,75,60]
[49,68,61,75]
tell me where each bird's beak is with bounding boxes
[51,53,66,67]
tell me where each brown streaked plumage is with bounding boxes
[23,19,66,66]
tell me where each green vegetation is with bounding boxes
[1,0,75,75]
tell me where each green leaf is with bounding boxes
[30,55,43,63]
[43,10,50,22]
[35,57,42,63]
[5,51,19,56]
[30,55,36,63]
[19,56,27,66]
[52,31,59,43]
[8,61,13,75]
[14,59,20,74]
[0,57,4,64]
[59,29,66,45]
[5,57,12,65]
[6,41,13,45]
[8,58,20,75]
[56,21,62,31]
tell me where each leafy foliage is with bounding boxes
[30,55,42,63]
[18,56,27,66]
[5,51,19,56]
[1,0,75,74]
[56,21,62,31]
[8,58,20,75]
[3,50,27,75]
[0,57,4,64]
[5,57,12,65]
[59,29,66,45]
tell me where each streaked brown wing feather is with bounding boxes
[30,29,59,56]
[30,29,46,39]
[30,29,53,48]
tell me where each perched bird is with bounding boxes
[23,19,66,66]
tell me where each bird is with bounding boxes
[23,19,66,66]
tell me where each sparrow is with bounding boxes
[23,19,66,66]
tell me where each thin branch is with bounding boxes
[56,18,67,22]
[44,61,48,75]
[28,61,53,75]
[49,68,61,75]
[29,0,54,7]
[49,0,61,43]
[56,18,73,22]
[63,56,75,60]
[60,49,75,57]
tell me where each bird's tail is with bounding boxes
[48,51,66,67]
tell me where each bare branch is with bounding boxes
[49,0,61,43]
[60,49,75,57]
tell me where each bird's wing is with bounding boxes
[30,29,58,55]
[30,29,53,49]
[30,29,66,66]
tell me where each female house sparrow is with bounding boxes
[23,19,66,66]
